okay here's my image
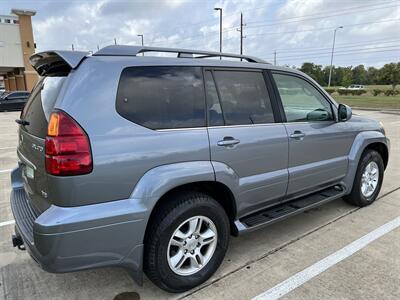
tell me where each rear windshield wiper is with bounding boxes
[15,119,30,126]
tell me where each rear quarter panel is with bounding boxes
[51,56,210,206]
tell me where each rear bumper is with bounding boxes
[10,168,148,284]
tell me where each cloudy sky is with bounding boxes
[1,0,399,67]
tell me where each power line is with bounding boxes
[273,38,400,52]
[276,45,400,59]
[271,47,400,61]
[243,19,399,38]
[150,2,399,47]
[244,1,398,27]
[273,44,400,58]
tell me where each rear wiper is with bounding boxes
[15,119,30,126]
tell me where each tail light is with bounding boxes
[45,110,92,176]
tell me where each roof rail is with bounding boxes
[93,45,267,64]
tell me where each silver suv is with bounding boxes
[11,46,389,292]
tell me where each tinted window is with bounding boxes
[21,76,66,137]
[10,92,28,98]
[204,71,224,126]
[213,71,274,125]
[273,73,333,122]
[116,67,205,130]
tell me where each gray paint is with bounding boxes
[10,47,390,286]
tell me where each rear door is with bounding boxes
[271,71,353,198]
[18,76,66,212]
[206,69,289,216]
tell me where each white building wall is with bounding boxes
[0,21,24,68]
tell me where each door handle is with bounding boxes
[217,137,240,147]
[290,131,305,140]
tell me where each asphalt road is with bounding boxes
[0,110,399,300]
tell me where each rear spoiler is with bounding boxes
[30,51,90,76]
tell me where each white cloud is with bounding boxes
[0,0,398,66]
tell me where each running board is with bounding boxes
[235,185,346,234]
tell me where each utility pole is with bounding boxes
[328,26,343,87]
[114,38,117,45]
[236,12,246,60]
[274,50,277,65]
[214,7,222,59]
[240,12,243,56]
[137,34,144,56]
[71,44,74,51]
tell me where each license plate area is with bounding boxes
[25,165,34,179]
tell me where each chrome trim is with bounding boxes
[155,120,334,132]
[17,150,37,170]
[156,127,207,132]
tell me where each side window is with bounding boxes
[272,73,333,122]
[116,67,205,130]
[204,71,224,126]
[213,70,274,125]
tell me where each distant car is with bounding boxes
[0,91,8,98]
[0,91,30,111]
[339,84,365,90]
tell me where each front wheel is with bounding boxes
[344,149,384,207]
[144,192,230,293]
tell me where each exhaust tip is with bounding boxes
[12,234,25,250]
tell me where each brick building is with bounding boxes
[0,9,38,92]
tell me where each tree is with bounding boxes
[299,62,325,85]
[342,67,353,87]
[366,67,379,85]
[380,63,400,90]
[352,65,367,84]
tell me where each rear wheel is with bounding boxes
[344,149,384,207]
[144,192,230,293]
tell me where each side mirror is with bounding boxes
[338,104,352,122]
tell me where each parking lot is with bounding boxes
[0,109,399,300]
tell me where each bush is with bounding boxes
[324,88,336,94]
[351,89,367,96]
[373,89,383,96]
[384,89,400,96]
[337,89,367,96]
[337,89,349,95]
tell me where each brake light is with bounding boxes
[45,111,92,176]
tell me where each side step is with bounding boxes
[236,185,346,233]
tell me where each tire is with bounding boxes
[144,191,230,293]
[344,149,384,207]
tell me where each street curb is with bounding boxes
[352,107,400,113]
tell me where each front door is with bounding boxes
[271,72,354,198]
[205,69,289,216]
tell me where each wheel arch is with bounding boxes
[342,131,389,193]
[363,142,389,169]
[143,181,238,244]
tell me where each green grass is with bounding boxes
[323,85,400,109]
[333,95,400,109]
[326,85,399,91]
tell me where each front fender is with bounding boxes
[130,161,215,199]
[342,130,389,193]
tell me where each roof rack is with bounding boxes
[93,45,268,64]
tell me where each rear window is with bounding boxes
[116,66,205,130]
[21,76,66,137]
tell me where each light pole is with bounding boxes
[214,7,222,58]
[137,34,144,56]
[328,26,343,87]
[137,34,144,46]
